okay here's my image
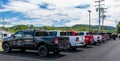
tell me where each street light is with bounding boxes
[88,10,92,32]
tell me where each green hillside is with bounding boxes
[6,24,115,33]
[72,24,115,32]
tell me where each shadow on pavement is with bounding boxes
[64,49,83,53]
[92,44,101,46]
[0,50,66,60]
[80,46,93,49]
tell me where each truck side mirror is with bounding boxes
[11,35,16,38]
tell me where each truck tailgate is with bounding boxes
[68,36,85,46]
[57,36,70,46]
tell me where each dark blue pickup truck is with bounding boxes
[2,30,70,57]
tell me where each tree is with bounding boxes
[116,21,120,33]
[29,25,35,29]
[8,25,28,33]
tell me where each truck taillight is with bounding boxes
[55,37,59,44]
[85,36,89,40]
[75,37,79,42]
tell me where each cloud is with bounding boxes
[4,1,39,12]
[0,0,120,27]
[0,9,10,12]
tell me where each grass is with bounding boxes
[0,39,3,51]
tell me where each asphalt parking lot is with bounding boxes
[0,39,120,61]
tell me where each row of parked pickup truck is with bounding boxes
[2,30,117,57]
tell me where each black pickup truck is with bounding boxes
[2,30,70,57]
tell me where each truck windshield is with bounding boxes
[35,31,48,36]
[48,32,57,36]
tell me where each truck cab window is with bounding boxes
[14,31,23,37]
[24,31,33,37]
[48,32,57,36]
[35,31,48,36]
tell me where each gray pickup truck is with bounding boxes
[2,30,70,57]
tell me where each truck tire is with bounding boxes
[114,38,116,40]
[83,44,87,47]
[71,47,77,50]
[2,43,11,53]
[38,45,49,57]
[53,50,60,54]
[20,49,26,52]
[92,42,96,45]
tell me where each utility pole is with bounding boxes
[101,8,107,32]
[95,0,104,33]
[115,20,118,25]
[115,20,118,33]
[102,14,105,32]
[88,10,92,32]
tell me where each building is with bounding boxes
[0,31,12,39]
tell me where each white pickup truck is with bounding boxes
[47,30,85,50]
[93,33,102,43]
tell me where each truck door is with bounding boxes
[13,31,24,47]
[22,31,34,48]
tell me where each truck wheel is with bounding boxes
[20,49,26,52]
[2,43,11,53]
[71,47,77,50]
[83,44,87,47]
[38,45,49,57]
[92,42,96,45]
[96,42,99,45]
[53,50,60,54]
[114,38,116,40]
[98,40,101,43]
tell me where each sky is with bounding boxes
[0,0,120,27]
